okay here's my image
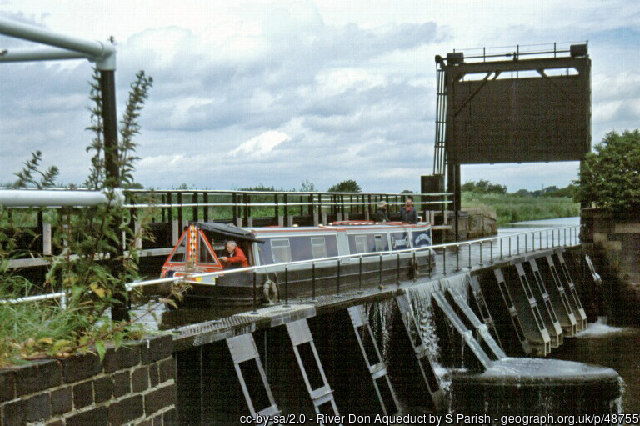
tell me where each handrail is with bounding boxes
[3,225,580,306]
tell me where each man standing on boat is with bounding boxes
[376,201,389,222]
[219,241,248,269]
[401,196,418,224]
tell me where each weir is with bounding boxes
[164,245,621,423]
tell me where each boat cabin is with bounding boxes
[161,221,434,306]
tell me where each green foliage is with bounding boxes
[299,180,317,192]
[327,179,362,193]
[461,179,507,194]
[463,192,580,225]
[119,71,153,188]
[576,130,640,212]
[0,69,158,367]
[238,184,276,192]
[85,69,153,189]
[12,151,59,189]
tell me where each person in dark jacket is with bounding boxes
[401,196,418,224]
[376,201,389,223]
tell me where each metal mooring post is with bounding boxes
[379,254,383,286]
[468,243,472,269]
[396,253,400,286]
[359,256,364,290]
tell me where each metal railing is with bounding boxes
[2,225,580,312]
[0,188,452,255]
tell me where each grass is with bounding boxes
[462,192,580,225]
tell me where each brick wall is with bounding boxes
[0,334,176,425]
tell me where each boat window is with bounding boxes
[168,235,187,263]
[355,235,368,254]
[198,234,216,264]
[391,232,409,250]
[374,235,386,252]
[271,238,292,263]
[412,229,432,248]
[311,237,327,259]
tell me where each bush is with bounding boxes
[576,130,640,212]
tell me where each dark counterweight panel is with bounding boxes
[445,57,591,164]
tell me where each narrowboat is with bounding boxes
[160,221,435,307]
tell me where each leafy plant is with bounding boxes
[0,69,168,367]
[12,150,59,189]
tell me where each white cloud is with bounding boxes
[230,130,290,158]
[1,1,640,192]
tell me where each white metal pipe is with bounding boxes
[0,47,87,62]
[0,189,122,207]
[0,18,116,70]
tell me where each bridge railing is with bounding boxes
[123,188,451,228]
[3,225,581,311]
[0,188,452,259]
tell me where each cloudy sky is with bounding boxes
[1,1,639,192]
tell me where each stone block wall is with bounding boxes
[0,334,176,425]
[581,208,640,324]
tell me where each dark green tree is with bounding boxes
[576,130,640,212]
[327,179,361,193]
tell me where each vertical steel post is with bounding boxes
[379,254,383,286]
[396,252,400,286]
[252,271,257,314]
[442,248,447,276]
[412,250,417,282]
[336,259,341,294]
[284,266,289,307]
[359,256,363,290]
[311,262,316,301]
[480,241,483,265]
[100,70,118,186]
[101,69,129,323]
[468,243,472,269]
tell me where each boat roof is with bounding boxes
[246,222,432,235]
[192,222,265,243]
